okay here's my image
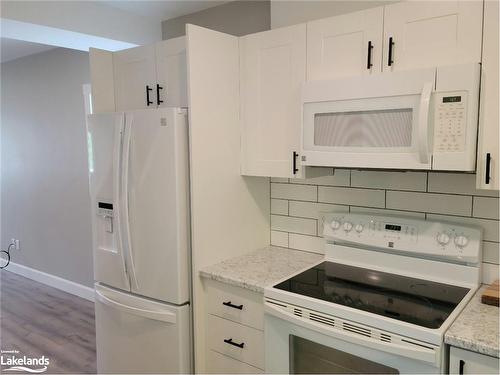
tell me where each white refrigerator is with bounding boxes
[87,107,191,374]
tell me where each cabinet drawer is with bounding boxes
[207,314,264,369]
[205,279,264,330]
[207,350,263,374]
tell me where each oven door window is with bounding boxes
[290,335,399,374]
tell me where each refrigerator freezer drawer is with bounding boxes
[95,283,191,374]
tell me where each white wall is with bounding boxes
[162,1,270,39]
[1,48,93,287]
[271,0,398,28]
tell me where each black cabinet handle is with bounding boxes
[293,151,299,175]
[222,301,243,310]
[146,85,153,106]
[485,153,491,184]
[224,338,245,349]
[367,41,373,69]
[459,359,465,375]
[156,84,164,105]
[388,37,394,66]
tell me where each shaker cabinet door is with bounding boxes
[155,36,188,108]
[240,24,306,178]
[383,1,483,72]
[449,347,499,374]
[307,6,384,81]
[477,0,499,190]
[113,45,157,111]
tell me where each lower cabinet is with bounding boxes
[449,347,499,374]
[204,279,265,373]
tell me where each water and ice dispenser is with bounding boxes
[96,201,116,252]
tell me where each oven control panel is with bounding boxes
[323,213,481,264]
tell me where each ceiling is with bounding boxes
[1,38,56,63]
[1,1,229,62]
[99,0,229,21]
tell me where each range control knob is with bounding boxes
[355,224,364,233]
[454,235,469,248]
[343,222,353,232]
[436,233,450,245]
[330,220,341,230]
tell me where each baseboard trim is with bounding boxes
[5,262,94,301]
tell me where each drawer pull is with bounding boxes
[222,301,243,310]
[224,338,245,349]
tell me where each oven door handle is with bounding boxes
[418,81,433,164]
[265,302,439,366]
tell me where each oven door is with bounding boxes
[301,68,436,170]
[265,301,442,374]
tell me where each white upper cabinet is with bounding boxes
[240,24,307,178]
[155,37,188,108]
[307,7,384,80]
[383,1,483,72]
[113,45,157,111]
[90,38,187,113]
[476,0,499,191]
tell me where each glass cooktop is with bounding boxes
[274,262,470,329]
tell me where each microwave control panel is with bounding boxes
[433,91,467,153]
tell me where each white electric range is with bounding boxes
[264,213,482,374]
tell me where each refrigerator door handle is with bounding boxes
[95,289,177,324]
[121,114,139,290]
[114,115,130,289]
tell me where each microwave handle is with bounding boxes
[418,82,433,164]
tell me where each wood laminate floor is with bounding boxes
[0,270,96,374]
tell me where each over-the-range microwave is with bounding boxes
[301,63,480,171]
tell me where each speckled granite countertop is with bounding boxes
[445,285,499,358]
[199,246,323,293]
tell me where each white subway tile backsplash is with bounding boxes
[387,191,472,216]
[289,201,348,219]
[428,173,499,197]
[319,187,385,207]
[290,169,350,187]
[271,230,288,247]
[271,183,317,201]
[482,263,499,284]
[350,206,425,219]
[270,170,500,268]
[483,241,500,264]
[271,199,288,215]
[351,171,427,191]
[427,214,499,242]
[271,215,317,236]
[473,197,499,220]
[289,233,325,254]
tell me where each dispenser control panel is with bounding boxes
[97,201,113,217]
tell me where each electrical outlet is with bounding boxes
[10,238,20,250]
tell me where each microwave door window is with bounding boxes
[313,108,413,148]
